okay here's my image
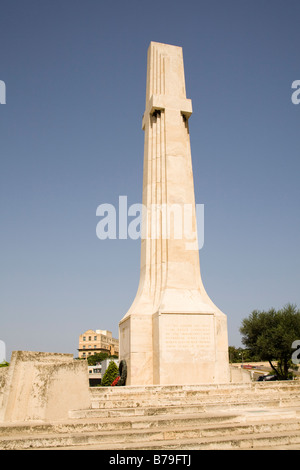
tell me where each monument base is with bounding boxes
[119,309,230,386]
[153,312,230,385]
[119,314,154,386]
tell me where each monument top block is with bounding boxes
[142,42,192,129]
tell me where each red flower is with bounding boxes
[111,376,120,386]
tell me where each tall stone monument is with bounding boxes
[119,42,230,385]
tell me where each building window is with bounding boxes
[83,337,86,341]
[94,336,97,340]
[88,336,91,341]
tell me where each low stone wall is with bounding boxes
[0,368,9,409]
[0,368,8,389]
[230,365,252,383]
[0,351,91,423]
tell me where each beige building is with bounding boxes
[78,329,119,359]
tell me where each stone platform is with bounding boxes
[1,381,300,450]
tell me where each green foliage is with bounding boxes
[0,361,9,368]
[101,361,119,386]
[87,352,110,366]
[240,304,300,380]
[228,346,259,363]
[86,353,119,366]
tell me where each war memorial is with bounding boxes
[0,43,300,450]
[119,42,229,386]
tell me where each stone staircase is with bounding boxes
[1,382,300,450]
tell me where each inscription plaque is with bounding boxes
[161,315,216,363]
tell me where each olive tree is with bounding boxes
[240,304,300,380]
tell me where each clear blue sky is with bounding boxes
[1,0,299,360]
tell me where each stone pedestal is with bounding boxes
[119,42,230,385]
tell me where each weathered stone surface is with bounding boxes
[1,381,300,450]
[0,351,91,423]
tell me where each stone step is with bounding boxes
[1,417,300,450]
[1,409,297,438]
[72,397,300,419]
[88,395,300,416]
[46,430,300,450]
[90,382,300,399]
[87,383,300,415]
[0,412,239,437]
[91,390,300,403]
[90,393,300,407]
[78,383,300,420]
[71,404,214,418]
[90,385,300,407]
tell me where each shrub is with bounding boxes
[101,361,119,386]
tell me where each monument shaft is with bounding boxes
[119,42,230,385]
